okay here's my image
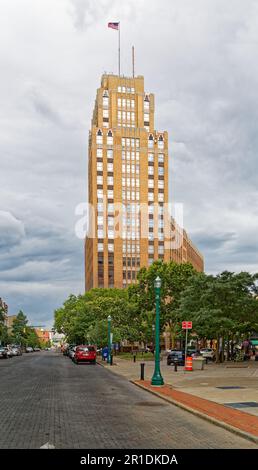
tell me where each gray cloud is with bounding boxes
[0,211,25,250]
[0,0,258,327]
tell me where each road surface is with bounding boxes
[0,351,256,449]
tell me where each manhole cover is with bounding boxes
[135,402,168,407]
[225,402,258,409]
[217,386,245,390]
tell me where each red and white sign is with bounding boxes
[182,321,192,330]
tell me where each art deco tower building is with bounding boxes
[85,74,203,290]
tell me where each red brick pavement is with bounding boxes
[134,380,258,438]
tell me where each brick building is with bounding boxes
[85,74,203,290]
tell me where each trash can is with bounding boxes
[192,357,205,370]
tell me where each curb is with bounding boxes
[132,380,258,445]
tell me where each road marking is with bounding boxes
[40,442,55,449]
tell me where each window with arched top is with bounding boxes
[148,134,154,148]
[144,94,150,111]
[103,90,109,97]
[96,129,103,144]
[158,134,164,149]
[107,129,113,146]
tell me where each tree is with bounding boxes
[128,261,196,348]
[12,311,28,346]
[54,289,140,347]
[179,271,258,362]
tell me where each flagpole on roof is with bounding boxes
[118,22,120,76]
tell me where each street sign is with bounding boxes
[182,321,192,330]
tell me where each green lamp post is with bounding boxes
[107,315,111,364]
[151,276,164,386]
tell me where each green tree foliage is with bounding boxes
[128,261,196,347]
[54,289,140,347]
[12,310,28,346]
[179,271,258,361]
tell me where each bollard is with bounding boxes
[133,354,136,363]
[174,361,178,372]
[140,362,145,380]
[110,354,113,366]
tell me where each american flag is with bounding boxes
[108,22,119,30]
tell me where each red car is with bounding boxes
[74,345,96,364]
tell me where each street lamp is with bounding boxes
[151,276,164,386]
[107,315,112,364]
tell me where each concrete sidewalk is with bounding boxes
[98,356,258,443]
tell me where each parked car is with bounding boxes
[200,348,215,361]
[10,345,22,356]
[33,347,41,352]
[6,347,13,358]
[167,349,185,366]
[25,346,33,353]
[0,347,8,359]
[73,345,96,364]
[68,346,76,360]
[67,345,76,359]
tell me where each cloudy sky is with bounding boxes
[1,0,258,327]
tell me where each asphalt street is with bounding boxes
[0,351,256,449]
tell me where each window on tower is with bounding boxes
[107,130,113,145]
[148,134,154,148]
[96,129,103,144]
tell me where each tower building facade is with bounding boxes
[85,74,203,290]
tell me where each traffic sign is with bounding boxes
[182,321,192,330]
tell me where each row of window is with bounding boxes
[122,191,140,201]
[148,153,164,163]
[149,219,164,228]
[98,229,115,238]
[148,179,164,189]
[122,138,140,148]
[117,111,135,122]
[148,166,164,176]
[148,192,164,202]
[96,148,113,158]
[97,189,114,199]
[123,271,137,280]
[123,243,140,253]
[122,163,140,174]
[122,178,140,187]
[123,218,140,227]
[117,123,136,128]
[123,257,141,267]
[118,98,135,108]
[97,176,114,185]
[122,232,140,240]
[148,245,164,254]
[97,162,113,171]
[117,86,135,93]
[122,151,140,161]
[97,203,115,213]
[96,129,113,145]
[98,243,114,252]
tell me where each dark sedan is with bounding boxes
[167,349,185,366]
[0,347,8,359]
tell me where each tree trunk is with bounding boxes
[227,335,230,361]
[231,335,234,361]
[221,335,225,363]
[215,336,220,363]
[171,329,176,349]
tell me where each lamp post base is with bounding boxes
[151,373,164,387]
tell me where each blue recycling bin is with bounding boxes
[102,347,108,361]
